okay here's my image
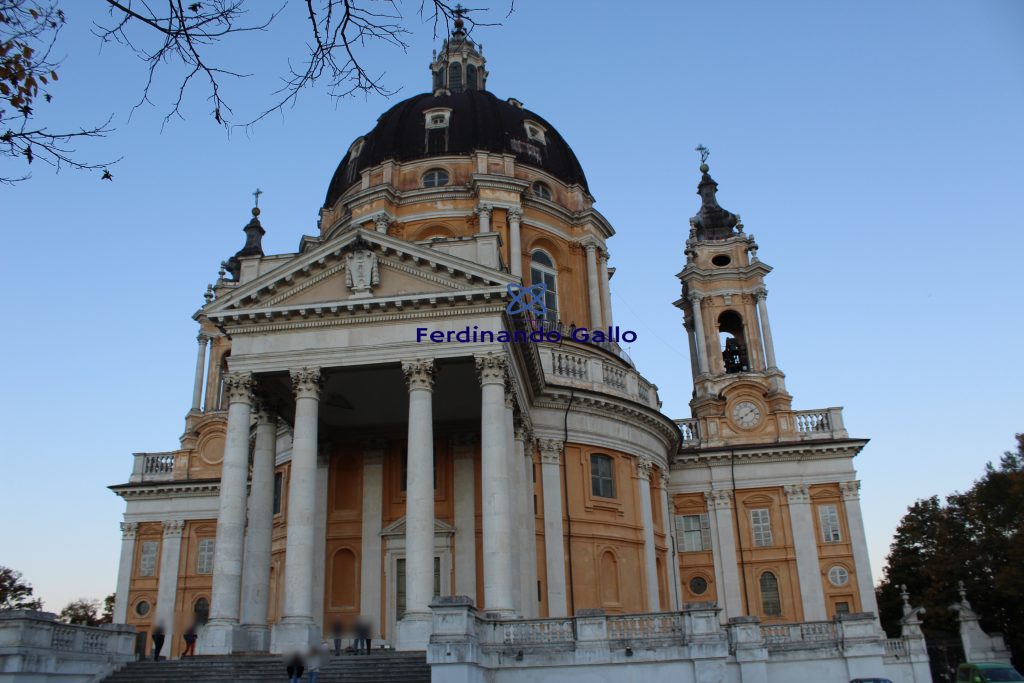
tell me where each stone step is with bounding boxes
[102,652,430,683]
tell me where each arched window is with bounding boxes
[759,572,782,617]
[718,310,749,373]
[532,181,552,200]
[330,548,358,609]
[466,64,478,90]
[422,168,450,188]
[448,62,463,93]
[193,597,210,625]
[590,453,615,498]
[530,250,558,322]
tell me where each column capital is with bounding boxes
[197,332,211,345]
[687,291,704,304]
[513,419,531,444]
[784,483,810,503]
[599,248,610,262]
[581,239,598,254]
[120,522,138,539]
[705,489,733,509]
[402,358,436,392]
[839,480,861,501]
[659,472,670,488]
[537,438,564,465]
[506,206,522,222]
[290,367,323,400]
[635,458,653,480]
[503,382,516,410]
[252,398,277,424]
[224,371,255,405]
[475,352,507,385]
[475,203,493,217]
[754,287,768,301]
[372,212,393,234]
[163,519,186,537]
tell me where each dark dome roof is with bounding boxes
[325,89,589,207]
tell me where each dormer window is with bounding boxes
[524,121,547,144]
[425,109,450,129]
[347,138,364,159]
[532,181,552,200]
[424,108,452,154]
[422,168,450,188]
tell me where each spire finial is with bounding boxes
[252,187,263,217]
[696,144,710,173]
[453,3,467,30]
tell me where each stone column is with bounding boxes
[113,522,138,624]
[451,434,477,601]
[476,353,514,616]
[840,481,880,619]
[155,520,184,656]
[706,489,743,619]
[684,320,699,378]
[507,207,523,278]
[538,439,567,617]
[240,404,277,651]
[784,484,827,621]
[636,459,661,612]
[191,334,209,412]
[502,386,521,615]
[755,289,777,370]
[516,424,539,618]
[599,250,613,329]
[201,371,254,654]
[397,359,437,650]
[659,474,682,611]
[476,203,492,234]
[312,444,330,635]
[204,340,219,410]
[584,242,602,329]
[689,294,710,375]
[271,367,323,654]
[359,440,386,641]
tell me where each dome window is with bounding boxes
[422,168,450,188]
[448,62,463,93]
[347,138,364,159]
[524,121,547,144]
[530,250,559,322]
[466,64,478,90]
[532,181,552,200]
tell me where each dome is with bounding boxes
[324,89,590,208]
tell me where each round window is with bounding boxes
[135,600,150,617]
[828,566,850,587]
[689,576,709,595]
[711,254,731,267]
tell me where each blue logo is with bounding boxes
[506,282,548,319]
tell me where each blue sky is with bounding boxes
[2,0,1022,611]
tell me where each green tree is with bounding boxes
[0,565,43,610]
[99,593,115,625]
[877,433,1024,668]
[58,598,101,626]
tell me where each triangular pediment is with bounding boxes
[204,229,514,328]
[380,516,455,537]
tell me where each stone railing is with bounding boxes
[538,346,661,410]
[478,617,575,646]
[760,620,838,650]
[129,452,177,483]
[791,407,847,440]
[0,610,137,681]
[676,419,700,446]
[606,612,685,643]
[884,637,908,657]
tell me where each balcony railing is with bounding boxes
[129,452,176,483]
[760,621,838,650]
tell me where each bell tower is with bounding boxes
[674,150,795,446]
[429,6,488,94]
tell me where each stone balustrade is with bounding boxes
[759,620,837,650]
[676,419,700,445]
[677,407,848,450]
[0,610,137,682]
[129,452,177,483]
[884,637,908,657]
[538,346,661,410]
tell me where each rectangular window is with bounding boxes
[818,504,842,543]
[396,556,441,621]
[196,538,215,574]
[677,513,712,552]
[138,540,158,577]
[835,601,850,614]
[273,472,283,515]
[750,508,773,547]
[590,454,615,498]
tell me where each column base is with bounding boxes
[270,619,320,655]
[396,612,433,651]
[196,620,248,655]
[243,624,271,652]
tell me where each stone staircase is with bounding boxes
[102,651,430,682]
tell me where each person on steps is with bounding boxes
[307,640,329,683]
[330,617,343,656]
[182,622,197,657]
[151,623,165,661]
[285,651,304,683]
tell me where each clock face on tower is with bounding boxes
[731,400,762,429]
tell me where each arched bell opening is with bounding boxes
[718,310,750,374]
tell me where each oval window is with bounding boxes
[711,254,731,267]
[422,169,450,188]
[135,600,150,617]
[689,576,708,595]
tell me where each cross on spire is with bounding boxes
[695,144,710,165]
[253,187,263,208]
